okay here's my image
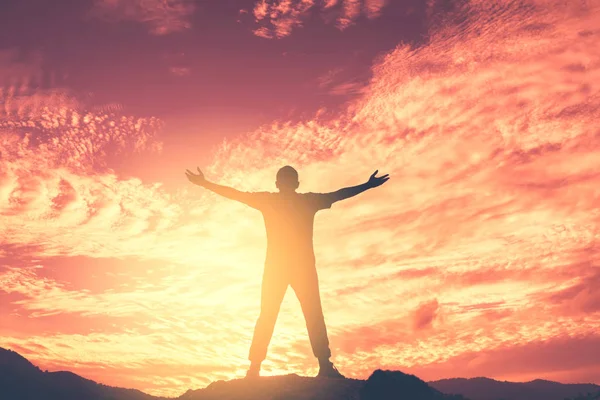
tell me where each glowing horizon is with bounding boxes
[1,0,600,397]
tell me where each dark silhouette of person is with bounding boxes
[185,165,390,379]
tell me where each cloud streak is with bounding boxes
[91,0,196,35]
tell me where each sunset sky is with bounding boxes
[1,0,600,397]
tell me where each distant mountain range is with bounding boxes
[429,377,600,400]
[1,346,599,400]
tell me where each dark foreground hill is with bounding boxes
[429,377,600,400]
[180,370,467,400]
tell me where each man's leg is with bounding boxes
[290,266,331,361]
[291,265,344,378]
[247,266,288,376]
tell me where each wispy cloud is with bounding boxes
[91,0,196,35]
[317,68,368,96]
[169,66,191,76]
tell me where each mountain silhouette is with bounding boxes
[1,346,598,400]
[0,347,166,400]
[429,377,600,400]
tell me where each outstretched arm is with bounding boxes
[329,170,390,203]
[185,167,251,204]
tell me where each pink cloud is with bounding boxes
[253,26,274,39]
[91,0,196,35]
[328,81,367,95]
[413,299,439,330]
[251,0,388,38]
[544,266,600,315]
[169,66,191,76]
[364,0,387,19]
[317,68,368,96]
[337,0,361,29]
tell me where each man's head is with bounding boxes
[276,165,299,192]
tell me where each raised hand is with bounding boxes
[367,170,390,188]
[185,167,207,186]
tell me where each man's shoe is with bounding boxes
[317,360,345,379]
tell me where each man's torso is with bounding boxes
[242,192,334,265]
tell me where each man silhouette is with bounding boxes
[185,165,389,379]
